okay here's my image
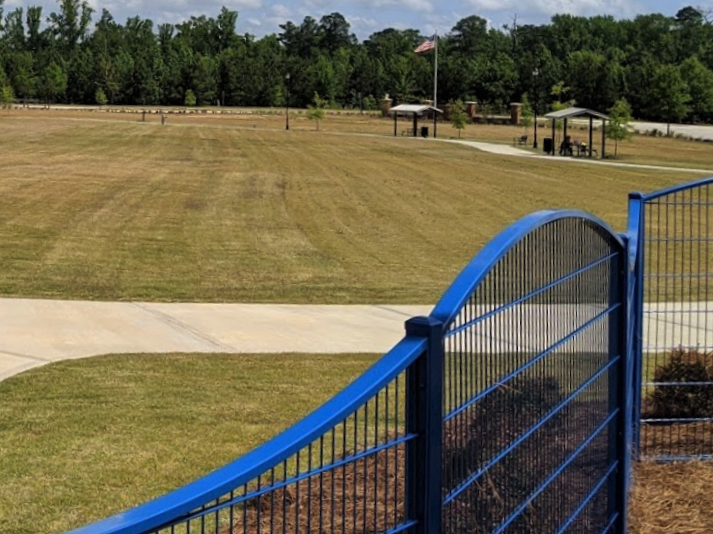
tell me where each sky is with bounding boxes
[3,0,709,40]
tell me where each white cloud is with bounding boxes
[270,3,293,17]
[248,17,262,25]
[347,15,379,28]
[462,0,636,18]
[354,0,434,14]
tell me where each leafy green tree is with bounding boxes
[550,81,571,105]
[38,62,68,105]
[548,81,576,141]
[48,0,94,52]
[648,64,691,135]
[1,85,14,111]
[450,99,468,138]
[607,98,633,158]
[8,52,36,103]
[185,89,197,107]
[307,92,326,130]
[95,87,107,107]
[680,56,713,122]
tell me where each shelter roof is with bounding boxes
[543,107,610,120]
[389,104,443,115]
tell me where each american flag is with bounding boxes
[414,36,436,53]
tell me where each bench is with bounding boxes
[514,135,528,146]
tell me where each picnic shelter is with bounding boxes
[543,107,610,159]
[389,104,443,138]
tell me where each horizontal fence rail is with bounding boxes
[431,211,630,534]
[631,176,713,462]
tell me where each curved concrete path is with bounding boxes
[443,139,713,174]
[0,299,432,382]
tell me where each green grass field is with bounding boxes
[0,353,379,534]
[0,111,703,303]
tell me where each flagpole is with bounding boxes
[433,32,438,138]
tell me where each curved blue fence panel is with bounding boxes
[432,211,629,534]
[66,336,427,534]
[631,176,713,461]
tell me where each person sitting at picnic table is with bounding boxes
[559,136,573,156]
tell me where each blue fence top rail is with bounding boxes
[630,175,713,202]
[65,336,427,534]
[430,209,625,328]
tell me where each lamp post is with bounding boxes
[285,73,290,131]
[532,68,539,150]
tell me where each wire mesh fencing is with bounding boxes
[632,179,713,461]
[432,213,629,534]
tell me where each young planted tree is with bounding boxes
[1,85,14,113]
[185,89,197,108]
[95,87,108,107]
[307,92,326,131]
[450,99,468,138]
[607,98,634,158]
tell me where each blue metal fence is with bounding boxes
[431,211,629,534]
[629,177,713,462]
[66,209,631,534]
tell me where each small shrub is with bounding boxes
[648,348,713,419]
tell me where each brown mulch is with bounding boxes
[227,446,406,534]
[224,376,713,534]
[630,461,713,534]
[639,421,713,458]
[227,378,614,534]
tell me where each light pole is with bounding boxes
[285,73,290,131]
[532,68,539,150]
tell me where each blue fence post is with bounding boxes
[626,192,645,460]
[606,241,626,534]
[405,316,444,534]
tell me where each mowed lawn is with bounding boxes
[0,353,379,534]
[33,107,713,170]
[0,112,702,303]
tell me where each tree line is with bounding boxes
[1,0,713,124]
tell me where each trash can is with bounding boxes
[421,126,429,138]
[543,137,553,154]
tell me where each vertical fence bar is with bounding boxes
[627,193,645,460]
[405,316,444,534]
[610,236,631,534]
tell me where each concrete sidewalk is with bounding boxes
[1,298,712,384]
[0,299,432,382]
